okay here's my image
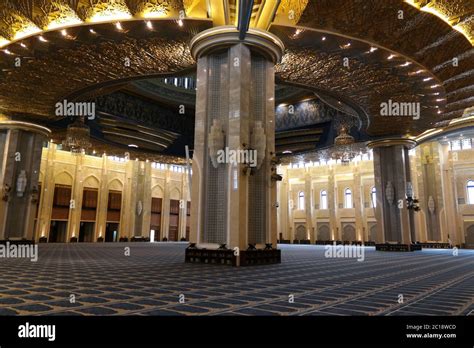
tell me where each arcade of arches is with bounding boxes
[5,137,474,249]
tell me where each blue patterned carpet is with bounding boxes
[0,243,473,316]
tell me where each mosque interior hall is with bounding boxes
[0,0,473,318]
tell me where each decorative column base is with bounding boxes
[375,243,422,252]
[185,244,281,266]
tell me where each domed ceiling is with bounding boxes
[0,0,472,163]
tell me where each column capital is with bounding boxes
[367,138,416,149]
[0,120,51,138]
[190,26,285,64]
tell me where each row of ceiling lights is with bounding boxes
[294,31,446,114]
[2,18,185,52]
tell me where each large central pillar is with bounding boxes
[188,27,284,265]
[368,139,417,250]
[0,118,51,241]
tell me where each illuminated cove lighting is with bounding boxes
[0,38,9,48]
[47,16,83,30]
[143,8,168,19]
[13,24,42,41]
[404,0,473,45]
[89,8,132,23]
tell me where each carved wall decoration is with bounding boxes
[385,181,394,205]
[208,119,224,169]
[317,224,330,241]
[251,121,266,170]
[428,195,436,214]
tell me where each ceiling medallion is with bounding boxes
[62,117,92,155]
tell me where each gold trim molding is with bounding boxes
[367,138,417,149]
[190,26,285,63]
[0,120,51,138]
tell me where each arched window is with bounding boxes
[320,190,328,210]
[298,191,305,210]
[467,180,474,205]
[371,187,377,208]
[344,188,353,208]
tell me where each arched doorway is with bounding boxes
[295,225,306,240]
[318,225,330,241]
[342,224,356,242]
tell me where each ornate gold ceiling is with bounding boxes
[0,20,203,118]
[0,0,472,158]
[297,0,473,122]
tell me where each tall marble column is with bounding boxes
[68,154,84,241]
[439,142,460,245]
[368,139,416,245]
[328,168,337,240]
[95,153,109,241]
[133,161,152,238]
[353,167,364,241]
[416,142,445,242]
[189,27,284,261]
[304,172,314,242]
[279,166,290,241]
[0,119,50,240]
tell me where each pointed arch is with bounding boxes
[170,187,181,200]
[54,171,73,186]
[83,175,100,189]
[108,178,124,191]
[152,185,164,198]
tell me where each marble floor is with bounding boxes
[0,243,473,316]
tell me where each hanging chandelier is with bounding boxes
[316,119,368,165]
[62,117,91,155]
[330,126,360,165]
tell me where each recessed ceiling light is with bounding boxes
[432,92,440,95]
[436,98,445,102]
[128,144,138,148]
[293,29,303,38]
[146,21,153,29]
[415,69,424,74]
[369,47,377,52]
[430,84,440,88]
[437,110,442,114]
[423,77,433,81]
[178,19,183,27]
[38,36,47,42]
[282,150,292,154]
[61,29,67,36]
[322,36,326,41]
[400,61,411,67]
[3,49,12,55]
[20,43,26,48]
[89,29,96,34]
[115,22,123,30]
[387,54,395,59]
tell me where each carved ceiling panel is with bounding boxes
[296,0,473,122]
[0,20,207,119]
[272,26,445,137]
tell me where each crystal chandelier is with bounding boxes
[62,117,91,155]
[329,126,361,165]
[318,120,367,165]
